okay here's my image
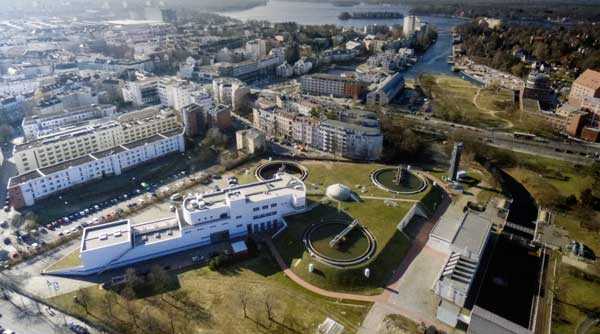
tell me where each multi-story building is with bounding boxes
[22,104,117,139]
[519,71,554,110]
[236,129,266,154]
[8,129,184,208]
[367,73,405,106]
[253,106,382,160]
[212,77,250,112]
[13,107,181,174]
[122,76,160,107]
[245,39,268,60]
[157,78,205,111]
[300,73,366,99]
[60,173,306,275]
[568,69,600,107]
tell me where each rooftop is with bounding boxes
[182,173,305,215]
[39,154,96,175]
[132,217,181,246]
[82,220,131,252]
[574,69,600,91]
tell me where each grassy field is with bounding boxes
[49,252,370,334]
[419,74,510,128]
[553,264,600,334]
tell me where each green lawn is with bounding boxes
[279,199,412,295]
[46,248,82,271]
[420,74,510,128]
[49,252,370,334]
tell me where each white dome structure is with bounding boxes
[326,183,352,201]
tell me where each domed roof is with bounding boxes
[326,183,352,201]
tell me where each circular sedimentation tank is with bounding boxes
[255,160,308,181]
[303,219,376,268]
[370,167,428,195]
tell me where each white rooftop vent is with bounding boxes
[167,230,173,236]
[99,234,108,240]
[114,231,122,237]
[155,232,161,239]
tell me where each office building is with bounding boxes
[59,173,307,275]
[157,78,205,111]
[13,107,181,174]
[8,129,184,208]
[519,71,554,110]
[403,15,421,36]
[449,142,463,181]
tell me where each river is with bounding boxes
[217,0,466,78]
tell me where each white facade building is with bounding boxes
[8,129,184,208]
[22,104,117,139]
[68,173,306,275]
[122,76,160,107]
[13,107,181,174]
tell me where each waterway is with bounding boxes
[218,0,465,79]
[474,170,542,329]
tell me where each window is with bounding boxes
[271,203,277,208]
[262,205,268,209]
[253,207,259,212]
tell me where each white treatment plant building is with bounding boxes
[56,173,306,275]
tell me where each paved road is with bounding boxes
[388,113,600,164]
[0,289,97,334]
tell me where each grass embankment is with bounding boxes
[49,252,369,334]
[271,161,442,295]
[46,248,82,271]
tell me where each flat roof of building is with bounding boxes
[122,134,165,150]
[452,212,493,258]
[39,154,96,176]
[182,173,305,214]
[91,146,127,159]
[82,220,131,252]
[8,169,42,187]
[132,217,181,246]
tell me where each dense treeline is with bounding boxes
[406,1,600,22]
[456,20,600,78]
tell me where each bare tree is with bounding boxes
[76,289,91,314]
[104,292,117,319]
[238,290,249,318]
[121,286,138,328]
[264,294,274,320]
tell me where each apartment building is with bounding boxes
[157,78,208,111]
[8,129,184,208]
[253,106,382,160]
[13,107,181,174]
[22,104,117,139]
[300,73,366,99]
[122,76,160,107]
[212,77,250,112]
[568,69,600,107]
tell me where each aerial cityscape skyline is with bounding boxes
[0,1,598,334]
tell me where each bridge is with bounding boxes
[329,220,359,248]
[505,222,535,236]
